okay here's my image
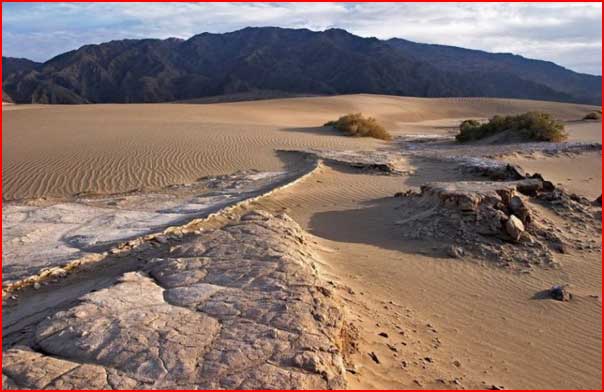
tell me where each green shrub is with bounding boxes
[456,112,567,143]
[583,111,601,120]
[324,113,392,141]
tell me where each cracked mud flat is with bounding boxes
[3,211,349,389]
[2,97,602,389]
[2,152,317,286]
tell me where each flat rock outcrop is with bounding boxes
[2,211,347,389]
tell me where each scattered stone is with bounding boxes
[394,178,572,268]
[386,343,398,353]
[550,285,572,301]
[378,332,389,338]
[33,283,41,290]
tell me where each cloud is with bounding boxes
[2,2,601,74]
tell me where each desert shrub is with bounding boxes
[324,113,392,141]
[456,112,567,143]
[583,111,601,120]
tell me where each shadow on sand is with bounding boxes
[306,156,480,256]
[280,126,345,137]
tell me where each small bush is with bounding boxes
[324,113,392,141]
[583,111,601,120]
[456,112,567,143]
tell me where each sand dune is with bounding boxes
[3,95,598,201]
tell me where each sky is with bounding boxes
[2,2,602,75]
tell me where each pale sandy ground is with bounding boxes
[253,159,602,389]
[2,95,597,201]
[2,95,602,389]
[504,151,601,199]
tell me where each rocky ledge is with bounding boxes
[394,176,600,269]
[2,210,348,389]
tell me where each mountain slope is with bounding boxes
[2,27,600,104]
[2,57,42,81]
[387,38,601,105]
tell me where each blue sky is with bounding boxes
[3,2,602,75]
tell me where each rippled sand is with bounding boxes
[2,95,597,201]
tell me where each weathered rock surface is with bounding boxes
[3,211,347,389]
[394,178,586,268]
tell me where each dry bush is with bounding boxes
[583,111,602,120]
[456,112,567,143]
[324,113,392,141]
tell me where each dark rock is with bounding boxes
[550,241,567,254]
[550,285,572,301]
[516,179,544,196]
[509,196,531,225]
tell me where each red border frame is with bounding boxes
[0,1,602,391]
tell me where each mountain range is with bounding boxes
[2,27,601,105]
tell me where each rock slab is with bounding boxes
[3,210,347,390]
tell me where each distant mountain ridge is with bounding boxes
[2,27,601,105]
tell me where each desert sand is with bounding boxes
[2,95,597,201]
[2,95,602,390]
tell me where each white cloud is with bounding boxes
[3,2,601,74]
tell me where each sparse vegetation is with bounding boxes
[324,113,392,141]
[583,111,602,120]
[456,112,567,143]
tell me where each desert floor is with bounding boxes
[2,95,602,389]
